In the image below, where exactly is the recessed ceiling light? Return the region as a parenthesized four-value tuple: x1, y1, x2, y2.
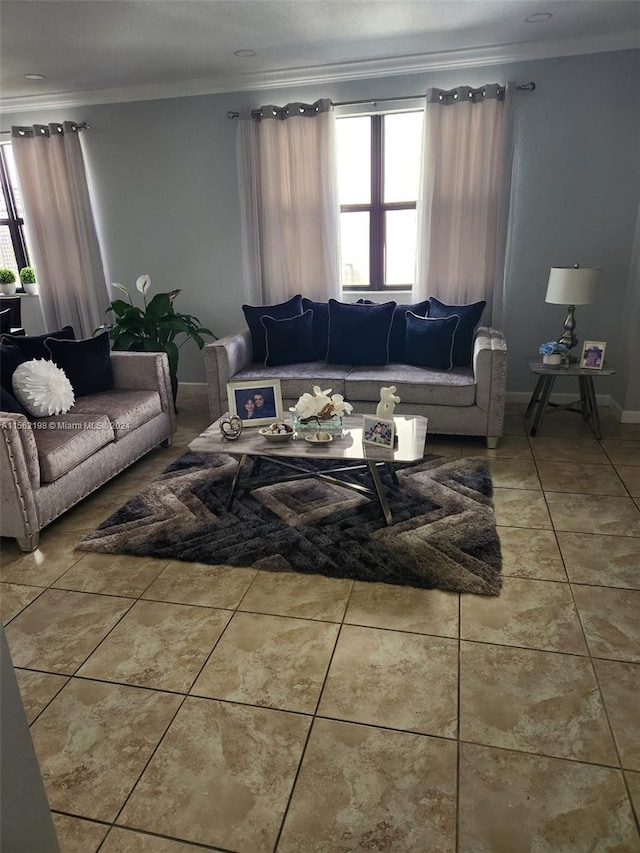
(233, 49, 256, 57)
(24, 73, 46, 80)
(524, 12, 552, 23)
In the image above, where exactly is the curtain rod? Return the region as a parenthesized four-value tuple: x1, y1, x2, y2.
(226, 82, 535, 119)
(0, 121, 90, 137)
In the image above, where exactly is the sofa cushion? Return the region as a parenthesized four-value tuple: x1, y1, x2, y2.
(327, 300, 395, 366)
(405, 313, 460, 370)
(262, 309, 317, 366)
(1, 325, 75, 361)
(358, 299, 430, 362)
(233, 362, 348, 404)
(345, 364, 476, 407)
(33, 413, 114, 482)
(45, 331, 114, 397)
(301, 298, 329, 359)
(69, 389, 162, 439)
(428, 297, 485, 367)
(242, 295, 303, 363)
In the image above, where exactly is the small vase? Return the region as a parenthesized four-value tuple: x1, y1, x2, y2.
(542, 353, 562, 365)
(0, 281, 17, 296)
(22, 281, 38, 296)
(292, 414, 344, 432)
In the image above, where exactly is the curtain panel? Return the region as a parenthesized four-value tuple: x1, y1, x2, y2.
(237, 99, 341, 304)
(413, 84, 515, 327)
(11, 122, 110, 338)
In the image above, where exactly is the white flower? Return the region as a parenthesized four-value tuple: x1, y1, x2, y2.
(135, 274, 151, 294)
(290, 385, 352, 419)
(111, 281, 129, 294)
(329, 394, 353, 416)
(12, 359, 75, 416)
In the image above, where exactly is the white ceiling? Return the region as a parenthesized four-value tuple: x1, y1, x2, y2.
(1, 0, 639, 110)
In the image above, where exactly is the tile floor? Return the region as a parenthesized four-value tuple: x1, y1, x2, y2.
(1, 386, 639, 852)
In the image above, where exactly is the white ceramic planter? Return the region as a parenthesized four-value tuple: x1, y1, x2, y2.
(0, 281, 17, 296)
(542, 353, 562, 365)
(22, 281, 39, 296)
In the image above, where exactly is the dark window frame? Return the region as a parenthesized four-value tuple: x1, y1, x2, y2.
(340, 112, 419, 292)
(0, 144, 30, 280)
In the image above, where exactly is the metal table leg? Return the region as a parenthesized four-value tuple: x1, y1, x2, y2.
(226, 454, 248, 510)
(585, 376, 603, 439)
(367, 461, 393, 526)
(530, 375, 556, 436)
(525, 375, 547, 419)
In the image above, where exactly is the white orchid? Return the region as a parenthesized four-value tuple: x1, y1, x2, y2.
(290, 385, 352, 420)
(136, 274, 151, 295)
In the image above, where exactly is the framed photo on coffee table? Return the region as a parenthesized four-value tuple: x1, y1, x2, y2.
(362, 415, 395, 448)
(580, 341, 606, 370)
(227, 379, 283, 427)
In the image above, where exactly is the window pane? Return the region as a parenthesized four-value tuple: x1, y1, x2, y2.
(1, 145, 24, 217)
(384, 111, 423, 203)
(340, 211, 369, 286)
(385, 209, 417, 286)
(0, 225, 20, 276)
(337, 116, 370, 205)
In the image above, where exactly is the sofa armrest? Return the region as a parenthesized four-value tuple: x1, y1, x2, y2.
(110, 352, 176, 434)
(0, 414, 41, 545)
(204, 330, 253, 420)
(473, 327, 507, 437)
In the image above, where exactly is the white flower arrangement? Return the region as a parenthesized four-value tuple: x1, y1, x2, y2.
(290, 385, 353, 422)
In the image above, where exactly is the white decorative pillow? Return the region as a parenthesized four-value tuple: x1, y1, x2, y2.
(12, 359, 75, 416)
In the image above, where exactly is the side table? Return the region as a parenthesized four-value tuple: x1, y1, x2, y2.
(524, 357, 616, 439)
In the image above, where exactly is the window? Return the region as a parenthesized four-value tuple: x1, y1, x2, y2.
(337, 110, 423, 291)
(0, 144, 30, 278)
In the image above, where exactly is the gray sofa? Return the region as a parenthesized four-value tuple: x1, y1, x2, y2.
(1, 352, 176, 551)
(204, 326, 507, 445)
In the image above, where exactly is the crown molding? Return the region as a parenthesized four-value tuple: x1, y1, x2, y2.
(2, 29, 639, 114)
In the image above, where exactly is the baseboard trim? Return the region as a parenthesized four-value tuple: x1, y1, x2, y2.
(609, 396, 640, 423)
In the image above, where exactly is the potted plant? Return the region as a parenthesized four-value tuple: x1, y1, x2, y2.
(96, 275, 216, 410)
(539, 341, 569, 365)
(0, 269, 17, 296)
(19, 266, 38, 296)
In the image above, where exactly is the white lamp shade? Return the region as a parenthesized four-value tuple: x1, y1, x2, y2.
(545, 266, 600, 305)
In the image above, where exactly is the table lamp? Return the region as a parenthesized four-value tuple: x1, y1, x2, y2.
(545, 264, 599, 358)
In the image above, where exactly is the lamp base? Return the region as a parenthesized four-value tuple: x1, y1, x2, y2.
(558, 305, 577, 351)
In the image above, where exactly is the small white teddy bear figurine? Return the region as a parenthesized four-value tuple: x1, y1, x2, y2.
(376, 385, 401, 419)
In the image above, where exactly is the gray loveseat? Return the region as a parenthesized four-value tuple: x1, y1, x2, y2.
(1, 352, 176, 551)
(204, 325, 507, 445)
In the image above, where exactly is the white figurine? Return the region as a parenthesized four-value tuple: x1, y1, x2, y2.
(376, 385, 401, 419)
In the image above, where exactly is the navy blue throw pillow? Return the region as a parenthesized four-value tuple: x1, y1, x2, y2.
(301, 298, 330, 359)
(1, 384, 29, 416)
(428, 297, 485, 367)
(1, 342, 26, 395)
(357, 299, 430, 361)
(1, 325, 75, 361)
(262, 310, 317, 367)
(45, 331, 113, 397)
(242, 295, 303, 363)
(405, 313, 460, 370)
(327, 300, 396, 365)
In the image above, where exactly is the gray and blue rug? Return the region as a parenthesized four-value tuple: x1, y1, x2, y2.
(77, 452, 502, 595)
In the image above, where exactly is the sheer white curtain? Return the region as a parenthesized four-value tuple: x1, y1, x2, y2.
(237, 99, 340, 304)
(11, 122, 110, 337)
(413, 84, 515, 326)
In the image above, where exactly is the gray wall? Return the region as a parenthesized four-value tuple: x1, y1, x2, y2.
(4, 49, 639, 409)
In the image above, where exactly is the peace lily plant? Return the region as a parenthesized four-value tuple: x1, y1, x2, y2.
(290, 385, 353, 423)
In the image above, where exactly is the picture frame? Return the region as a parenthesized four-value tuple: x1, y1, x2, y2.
(579, 340, 607, 370)
(227, 379, 283, 427)
(362, 415, 395, 449)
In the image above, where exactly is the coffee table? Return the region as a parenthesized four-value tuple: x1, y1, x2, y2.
(189, 414, 428, 525)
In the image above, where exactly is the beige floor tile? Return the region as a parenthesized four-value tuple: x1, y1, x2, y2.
(546, 493, 640, 536)
(0, 532, 84, 585)
(424, 436, 464, 456)
(119, 697, 310, 852)
(602, 440, 640, 466)
(463, 434, 533, 459)
(497, 527, 567, 581)
(1, 581, 45, 623)
(627, 771, 640, 818)
(502, 413, 527, 436)
(557, 532, 640, 589)
(345, 581, 459, 637)
(278, 718, 457, 853)
(530, 437, 608, 463)
(524, 412, 599, 439)
(616, 465, 640, 497)
(78, 600, 231, 692)
(600, 420, 640, 441)
(318, 625, 458, 737)
(595, 658, 640, 772)
(536, 460, 627, 496)
(492, 488, 552, 529)
(142, 560, 256, 609)
(192, 611, 339, 713)
(31, 678, 181, 822)
(572, 585, 640, 662)
(461, 576, 587, 654)
(238, 570, 353, 622)
(101, 828, 206, 851)
(486, 457, 541, 490)
(460, 642, 617, 764)
(53, 553, 167, 597)
(14, 669, 68, 724)
(458, 743, 639, 853)
(52, 813, 109, 853)
(50, 492, 141, 535)
(4, 589, 133, 674)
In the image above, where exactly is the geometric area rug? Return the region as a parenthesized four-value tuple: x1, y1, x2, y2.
(76, 452, 502, 596)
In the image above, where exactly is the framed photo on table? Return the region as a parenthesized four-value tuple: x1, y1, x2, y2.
(580, 341, 606, 370)
(362, 415, 395, 449)
(227, 379, 283, 427)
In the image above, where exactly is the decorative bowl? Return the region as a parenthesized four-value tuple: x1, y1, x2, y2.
(259, 423, 294, 443)
(305, 431, 334, 445)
